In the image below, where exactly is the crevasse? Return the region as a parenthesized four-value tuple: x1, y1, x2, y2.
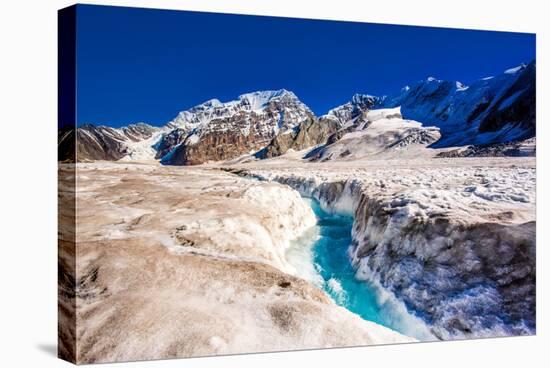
(240, 170, 536, 340)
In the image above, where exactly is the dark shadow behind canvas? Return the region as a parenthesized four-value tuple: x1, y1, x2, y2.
(58, 5, 77, 364)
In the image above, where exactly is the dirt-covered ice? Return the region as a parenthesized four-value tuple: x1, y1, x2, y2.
(59, 162, 413, 364)
(58, 152, 536, 363)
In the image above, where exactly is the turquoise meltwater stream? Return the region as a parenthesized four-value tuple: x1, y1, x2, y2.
(289, 197, 434, 341)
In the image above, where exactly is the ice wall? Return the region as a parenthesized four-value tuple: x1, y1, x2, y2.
(241, 168, 536, 339)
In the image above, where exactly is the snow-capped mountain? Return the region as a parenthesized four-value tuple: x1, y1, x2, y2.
(61, 89, 314, 163)
(159, 89, 314, 164)
(167, 90, 309, 132)
(60, 61, 535, 164)
(255, 93, 381, 159)
(305, 61, 536, 162)
(326, 94, 381, 124)
(377, 61, 536, 147)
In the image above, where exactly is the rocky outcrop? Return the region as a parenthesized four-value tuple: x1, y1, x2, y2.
(257, 115, 341, 159)
(437, 137, 536, 158)
(163, 113, 281, 165)
(118, 123, 160, 142)
(154, 128, 187, 160)
(58, 128, 77, 162)
(60, 90, 322, 164)
(75, 125, 128, 161)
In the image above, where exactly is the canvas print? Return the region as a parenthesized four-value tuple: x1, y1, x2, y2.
(58, 4, 536, 364)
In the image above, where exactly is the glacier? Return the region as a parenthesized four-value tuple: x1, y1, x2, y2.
(61, 162, 414, 363)
(232, 157, 536, 340)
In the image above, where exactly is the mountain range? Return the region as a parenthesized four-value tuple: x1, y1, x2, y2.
(58, 61, 536, 164)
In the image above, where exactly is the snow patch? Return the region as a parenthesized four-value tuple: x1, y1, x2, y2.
(504, 64, 526, 74)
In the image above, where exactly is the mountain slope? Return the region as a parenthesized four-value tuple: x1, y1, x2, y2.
(64, 61, 536, 164)
(256, 115, 341, 159)
(59, 123, 160, 162)
(305, 107, 441, 162)
(257, 93, 383, 159)
(378, 61, 536, 147)
(160, 90, 314, 165)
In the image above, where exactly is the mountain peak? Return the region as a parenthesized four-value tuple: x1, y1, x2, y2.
(125, 122, 154, 128)
(197, 98, 223, 108)
(238, 89, 298, 110)
(504, 63, 527, 75)
(351, 93, 377, 104)
(167, 89, 309, 131)
(455, 81, 468, 91)
(325, 93, 380, 124)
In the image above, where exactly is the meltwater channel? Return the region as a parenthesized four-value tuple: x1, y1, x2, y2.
(286, 197, 434, 341)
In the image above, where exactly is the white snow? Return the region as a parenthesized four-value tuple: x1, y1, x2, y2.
(119, 131, 165, 162)
(309, 107, 443, 161)
(239, 89, 295, 111)
(374, 62, 533, 148)
(504, 64, 526, 74)
(326, 278, 346, 304)
(365, 106, 402, 122)
(455, 81, 469, 91)
(186, 133, 200, 145)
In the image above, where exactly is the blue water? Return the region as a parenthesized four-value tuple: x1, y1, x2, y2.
(303, 198, 433, 340)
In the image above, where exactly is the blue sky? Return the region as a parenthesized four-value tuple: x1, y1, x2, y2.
(76, 4, 536, 127)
